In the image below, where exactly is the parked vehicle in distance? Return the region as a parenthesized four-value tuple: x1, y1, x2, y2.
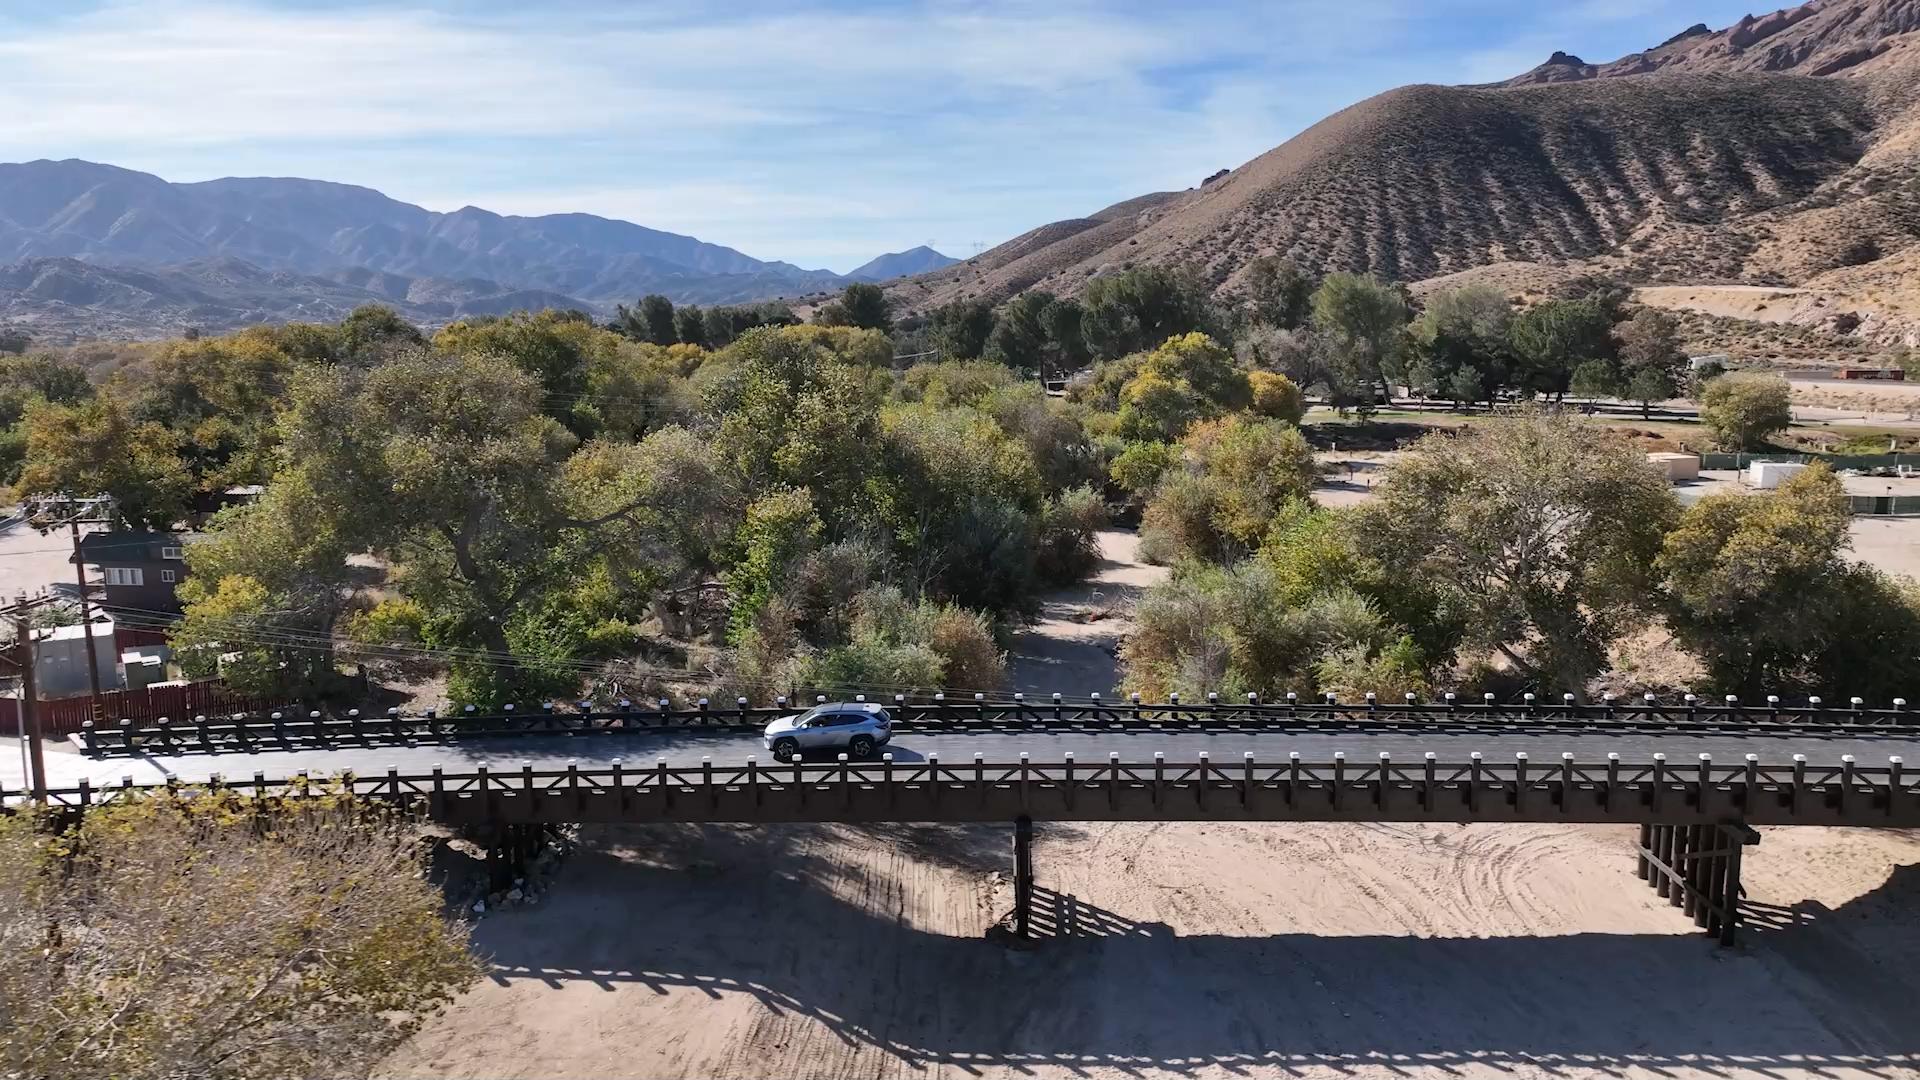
(762, 702, 892, 761)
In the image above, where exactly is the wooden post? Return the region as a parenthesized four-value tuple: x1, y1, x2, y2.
(11, 613, 47, 801)
(1653, 825, 1673, 899)
(1721, 830, 1746, 947)
(1013, 815, 1034, 939)
(69, 522, 105, 724)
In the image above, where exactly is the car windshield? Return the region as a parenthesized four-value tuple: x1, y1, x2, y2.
(793, 706, 829, 724)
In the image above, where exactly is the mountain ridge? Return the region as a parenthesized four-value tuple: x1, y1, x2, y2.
(0, 159, 872, 307)
(882, 0, 1920, 339)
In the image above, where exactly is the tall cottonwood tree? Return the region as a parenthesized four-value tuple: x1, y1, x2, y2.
(1352, 411, 1677, 690)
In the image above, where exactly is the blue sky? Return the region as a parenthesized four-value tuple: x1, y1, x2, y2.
(2, 0, 1769, 272)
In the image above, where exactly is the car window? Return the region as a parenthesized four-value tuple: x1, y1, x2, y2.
(794, 706, 827, 724)
(831, 712, 860, 726)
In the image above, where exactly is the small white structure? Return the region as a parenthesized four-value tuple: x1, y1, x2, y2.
(1647, 452, 1701, 481)
(1748, 461, 1809, 490)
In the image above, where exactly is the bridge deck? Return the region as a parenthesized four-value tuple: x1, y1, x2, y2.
(17, 724, 1920, 795)
(23, 754, 1918, 829)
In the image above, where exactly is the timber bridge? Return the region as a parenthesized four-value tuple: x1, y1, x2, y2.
(11, 694, 1920, 946)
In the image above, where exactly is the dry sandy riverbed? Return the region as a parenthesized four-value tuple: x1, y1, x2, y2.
(384, 531, 1920, 1080)
(384, 822, 1920, 1080)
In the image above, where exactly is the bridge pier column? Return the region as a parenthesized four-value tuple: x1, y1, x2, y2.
(1635, 822, 1758, 946)
(1013, 815, 1034, 939)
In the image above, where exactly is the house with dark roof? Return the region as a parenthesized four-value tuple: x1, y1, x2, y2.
(74, 530, 192, 616)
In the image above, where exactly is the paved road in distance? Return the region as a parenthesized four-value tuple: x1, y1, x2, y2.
(15, 724, 1920, 791)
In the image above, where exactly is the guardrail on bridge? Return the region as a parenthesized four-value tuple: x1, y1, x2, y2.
(69, 692, 1920, 757)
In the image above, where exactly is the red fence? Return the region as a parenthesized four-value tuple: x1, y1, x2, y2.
(1, 680, 294, 737)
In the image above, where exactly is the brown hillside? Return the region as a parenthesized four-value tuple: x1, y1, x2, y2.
(893, 73, 1883, 310)
(1502, 0, 1920, 84)
(888, 0, 1920, 345)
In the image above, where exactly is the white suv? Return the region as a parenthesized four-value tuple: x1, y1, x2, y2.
(762, 702, 892, 761)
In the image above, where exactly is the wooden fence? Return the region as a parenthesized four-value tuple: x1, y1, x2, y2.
(1, 680, 294, 737)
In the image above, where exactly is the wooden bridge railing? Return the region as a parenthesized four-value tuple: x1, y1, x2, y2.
(14, 752, 1917, 828)
(71, 692, 1920, 757)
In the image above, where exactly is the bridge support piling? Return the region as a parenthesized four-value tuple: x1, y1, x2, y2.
(1013, 815, 1034, 939)
(1636, 822, 1758, 945)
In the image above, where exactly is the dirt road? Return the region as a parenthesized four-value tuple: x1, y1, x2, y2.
(1005, 530, 1167, 697)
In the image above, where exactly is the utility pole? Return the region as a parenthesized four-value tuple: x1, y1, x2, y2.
(4, 600, 48, 801)
(69, 520, 105, 723)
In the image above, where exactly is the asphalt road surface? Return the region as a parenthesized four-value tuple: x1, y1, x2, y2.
(11, 724, 1920, 792)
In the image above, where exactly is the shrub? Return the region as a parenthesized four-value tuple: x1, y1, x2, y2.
(1247, 370, 1306, 423)
(0, 795, 479, 1080)
(1699, 374, 1792, 450)
(1035, 484, 1110, 584)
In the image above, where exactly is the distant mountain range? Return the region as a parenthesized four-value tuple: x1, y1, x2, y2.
(0, 159, 952, 341)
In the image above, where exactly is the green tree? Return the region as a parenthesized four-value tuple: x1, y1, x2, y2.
(1140, 332, 1251, 411)
(639, 294, 678, 345)
(1351, 410, 1677, 690)
(13, 397, 191, 529)
(1406, 285, 1512, 403)
(1242, 255, 1317, 330)
(0, 795, 479, 1080)
(1138, 416, 1317, 562)
(704, 327, 882, 521)
(1112, 332, 1250, 441)
(674, 304, 709, 348)
(1569, 359, 1623, 403)
(173, 481, 360, 695)
(0, 353, 92, 423)
(1309, 273, 1410, 406)
(275, 351, 734, 700)
(337, 304, 425, 364)
(829, 282, 893, 333)
(1108, 439, 1178, 505)
(1699, 373, 1792, 450)
(1081, 266, 1216, 360)
(1624, 365, 1677, 420)
(984, 291, 1055, 371)
(1508, 299, 1613, 399)
(927, 300, 995, 360)
(1116, 370, 1206, 442)
(1657, 464, 1854, 693)
(1041, 297, 1090, 371)
(434, 310, 622, 432)
(726, 487, 824, 635)
(1445, 365, 1488, 409)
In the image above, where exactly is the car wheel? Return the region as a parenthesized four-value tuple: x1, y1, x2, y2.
(849, 735, 876, 759)
(772, 737, 799, 762)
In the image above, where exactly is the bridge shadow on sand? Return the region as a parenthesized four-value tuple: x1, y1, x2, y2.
(473, 823, 1920, 1076)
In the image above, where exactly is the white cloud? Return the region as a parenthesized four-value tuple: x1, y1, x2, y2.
(0, 0, 1736, 269)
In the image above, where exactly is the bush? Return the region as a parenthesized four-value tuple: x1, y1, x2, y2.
(1035, 485, 1109, 584)
(1108, 439, 1177, 502)
(1247, 370, 1306, 423)
(899, 359, 1016, 406)
(0, 795, 479, 1080)
(789, 586, 1007, 694)
(1699, 374, 1792, 450)
(1137, 416, 1318, 563)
